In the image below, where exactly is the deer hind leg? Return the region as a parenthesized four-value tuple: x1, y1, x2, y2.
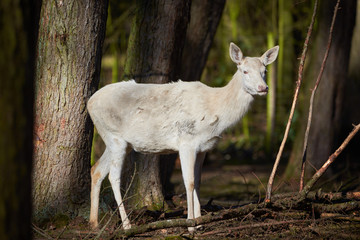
(90, 148, 111, 229)
(108, 138, 131, 230)
(179, 146, 197, 232)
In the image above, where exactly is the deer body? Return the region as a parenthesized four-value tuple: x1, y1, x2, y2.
(88, 43, 279, 231)
(88, 76, 252, 154)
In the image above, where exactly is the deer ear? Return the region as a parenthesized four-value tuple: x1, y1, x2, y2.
(229, 42, 243, 65)
(261, 45, 279, 66)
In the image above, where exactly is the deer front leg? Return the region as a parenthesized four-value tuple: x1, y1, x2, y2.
(194, 152, 206, 220)
(179, 146, 197, 233)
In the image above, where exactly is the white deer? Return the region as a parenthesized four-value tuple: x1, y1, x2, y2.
(87, 42, 279, 231)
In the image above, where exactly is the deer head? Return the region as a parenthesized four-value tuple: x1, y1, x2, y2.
(229, 42, 279, 96)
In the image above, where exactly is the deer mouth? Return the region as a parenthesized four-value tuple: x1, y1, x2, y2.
(257, 85, 269, 95)
(257, 89, 268, 95)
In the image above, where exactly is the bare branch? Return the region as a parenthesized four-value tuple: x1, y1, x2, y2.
(265, 0, 319, 203)
(300, 0, 341, 192)
(299, 123, 360, 199)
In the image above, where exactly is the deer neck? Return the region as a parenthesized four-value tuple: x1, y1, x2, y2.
(214, 71, 254, 132)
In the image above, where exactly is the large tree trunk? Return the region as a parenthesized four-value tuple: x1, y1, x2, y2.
(179, 0, 225, 82)
(307, 0, 356, 169)
(0, 0, 39, 238)
(33, 0, 108, 222)
(285, 0, 356, 180)
(340, 0, 360, 172)
(122, 0, 191, 209)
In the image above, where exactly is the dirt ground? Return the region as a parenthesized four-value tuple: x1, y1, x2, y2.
(32, 159, 360, 240)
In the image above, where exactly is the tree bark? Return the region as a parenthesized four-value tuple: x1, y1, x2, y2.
(179, 0, 225, 82)
(0, 0, 40, 238)
(307, 0, 356, 169)
(341, 0, 360, 165)
(33, 0, 108, 222)
(122, 0, 191, 210)
(285, 0, 356, 179)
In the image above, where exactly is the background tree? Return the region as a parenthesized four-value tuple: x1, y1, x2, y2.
(341, 0, 360, 172)
(33, 0, 109, 222)
(0, 0, 40, 238)
(179, 0, 226, 82)
(285, 0, 357, 180)
(122, 0, 191, 210)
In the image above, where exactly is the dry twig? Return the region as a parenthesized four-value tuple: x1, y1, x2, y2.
(300, 0, 341, 191)
(265, 0, 318, 202)
(32, 223, 54, 240)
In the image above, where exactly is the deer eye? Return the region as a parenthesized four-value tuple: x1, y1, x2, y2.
(243, 70, 248, 74)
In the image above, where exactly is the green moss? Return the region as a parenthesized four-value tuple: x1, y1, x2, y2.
(148, 201, 164, 212)
(52, 214, 70, 228)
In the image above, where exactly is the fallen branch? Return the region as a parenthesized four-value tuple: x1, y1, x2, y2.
(201, 219, 314, 236)
(300, 0, 341, 191)
(306, 191, 360, 202)
(117, 203, 259, 237)
(299, 123, 360, 200)
(313, 201, 360, 213)
(265, 0, 318, 202)
(271, 191, 360, 203)
(32, 223, 54, 240)
(321, 213, 360, 221)
(111, 188, 360, 237)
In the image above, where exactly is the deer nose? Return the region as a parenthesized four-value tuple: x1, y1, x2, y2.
(258, 85, 269, 93)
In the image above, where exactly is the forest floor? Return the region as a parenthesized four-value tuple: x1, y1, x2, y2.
(32, 156, 360, 239)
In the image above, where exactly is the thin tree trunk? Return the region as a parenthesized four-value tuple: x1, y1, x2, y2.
(0, 0, 40, 238)
(122, 0, 191, 210)
(33, 0, 108, 222)
(265, 32, 277, 153)
(265, 0, 277, 153)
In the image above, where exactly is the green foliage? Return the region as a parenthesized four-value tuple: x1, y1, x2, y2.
(100, 1, 135, 85)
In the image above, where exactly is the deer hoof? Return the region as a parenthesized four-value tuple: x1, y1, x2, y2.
(123, 221, 132, 230)
(89, 220, 99, 231)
